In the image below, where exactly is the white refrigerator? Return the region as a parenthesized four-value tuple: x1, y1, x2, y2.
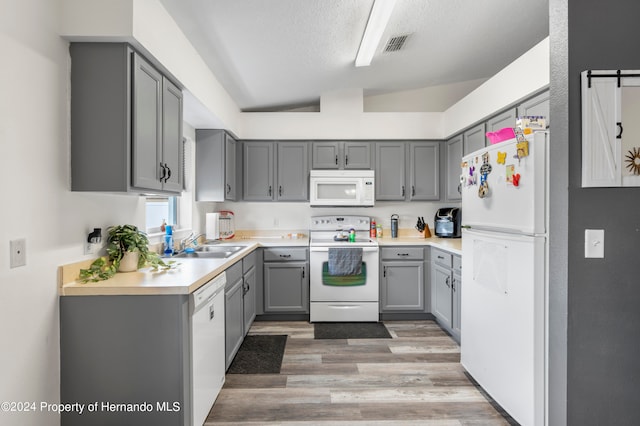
(460, 131, 547, 426)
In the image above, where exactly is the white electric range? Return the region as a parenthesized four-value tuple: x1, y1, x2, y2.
(309, 215, 379, 322)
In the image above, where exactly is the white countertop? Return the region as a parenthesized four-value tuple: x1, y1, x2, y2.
(59, 231, 460, 297)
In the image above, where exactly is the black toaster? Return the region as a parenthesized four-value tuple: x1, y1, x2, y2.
(434, 207, 462, 238)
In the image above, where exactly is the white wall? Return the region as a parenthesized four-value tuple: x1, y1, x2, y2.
(443, 37, 550, 137)
(0, 1, 145, 425)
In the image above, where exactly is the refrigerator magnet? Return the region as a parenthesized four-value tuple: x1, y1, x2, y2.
(512, 173, 521, 187)
(506, 164, 515, 184)
(497, 151, 507, 164)
(516, 141, 529, 158)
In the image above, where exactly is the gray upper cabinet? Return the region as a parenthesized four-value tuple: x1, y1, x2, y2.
(409, 142, 439, 201)
(445, 135, 463, 201)
(243, 141, 309, 201)
(70, 43, 183, 195)
(312, 141, 371, 169)
(243, 141, 274, 201)
(312, 142, 340, 169)
(375, 141, 440, 201)
(517, 90, 550, 124)
(463, 123, 486, 155)
(485, 108, 517, 146)
(195, 130, 241, 201)
(375, 142, 406, 200)
(277, 142, 309, 200)
(224, 134, 239, 200)
(344, 142, 372, 169)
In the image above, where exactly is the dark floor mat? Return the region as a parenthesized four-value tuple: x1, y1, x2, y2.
(314, 322, 391, 339)
(227, 335, 288, 374)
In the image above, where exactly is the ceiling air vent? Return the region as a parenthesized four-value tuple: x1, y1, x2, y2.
(383, 34, 410, 53)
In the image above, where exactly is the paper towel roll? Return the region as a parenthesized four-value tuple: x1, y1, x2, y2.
(206, 212, 220, 240)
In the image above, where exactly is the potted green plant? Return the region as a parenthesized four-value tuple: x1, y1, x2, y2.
(79, 224, 176, 283)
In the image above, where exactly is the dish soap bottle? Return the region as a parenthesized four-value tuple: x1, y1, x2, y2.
(163, 225, 174, 257)
(349, 228, 356, 242)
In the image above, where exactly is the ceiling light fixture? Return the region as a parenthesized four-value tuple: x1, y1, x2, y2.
(355, 0, 397, 67)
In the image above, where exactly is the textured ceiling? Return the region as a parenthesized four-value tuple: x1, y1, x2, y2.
(160, 0, 549, 112)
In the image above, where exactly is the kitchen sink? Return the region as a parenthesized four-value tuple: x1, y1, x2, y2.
(174, 245, 245, 259)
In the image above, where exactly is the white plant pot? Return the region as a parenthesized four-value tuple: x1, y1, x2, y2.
(118, 251, 140, 272)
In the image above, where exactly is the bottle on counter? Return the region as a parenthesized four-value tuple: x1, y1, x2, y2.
(163, 225, 174, 257)
(376, 224, 383, 238)
(370, 220, 377, 238)
(349, 228, 356, 242)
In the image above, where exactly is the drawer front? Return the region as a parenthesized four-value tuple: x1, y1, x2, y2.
(242, 250, 257, 273)
(453, 255, 462, 275)
(381, 247, 424, 261)
(263, 247, 307, 262)
(225, 261, 243, 288)
(432, 248, 453, 268)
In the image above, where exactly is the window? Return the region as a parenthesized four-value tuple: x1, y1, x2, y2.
(146, 196, 177, 233)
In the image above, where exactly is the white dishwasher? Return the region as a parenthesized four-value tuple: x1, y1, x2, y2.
(191, 272, 226, 426)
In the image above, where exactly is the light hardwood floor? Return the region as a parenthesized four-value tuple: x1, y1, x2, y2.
(205, 320, 516, 425)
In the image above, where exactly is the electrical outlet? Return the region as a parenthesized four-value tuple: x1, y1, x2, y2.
(85, 242, 102, 255)
(10, 238, 26, 268)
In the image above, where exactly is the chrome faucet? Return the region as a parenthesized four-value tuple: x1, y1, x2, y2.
(180, 233, 205, 251)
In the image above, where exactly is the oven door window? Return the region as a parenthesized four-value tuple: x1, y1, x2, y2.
(317, 183, 358, 201)
(322, 262, 367, 286)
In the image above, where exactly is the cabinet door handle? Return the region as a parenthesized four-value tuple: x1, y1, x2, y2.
(302, 267, 305, 279)
(159, 163, 167, 181)
(345, 155, 348, 166)
(335, 155, 338, 165)
(397, 253, 409, 257)
(445, 276, 450, 288)
(164, 164, 171, 182)
(279, 254, 291, 258)
(383, 266, 386, 277)
(437, 255, 445, 260)
(402, 186, 405, 196)
(412, 186, 415, 196)
(209, 305, 215, 320)
(279, 185, 282, 196)
(268, 185, 272, 196)
(451, 278, 456, 292)
(226, 183, 231, 194)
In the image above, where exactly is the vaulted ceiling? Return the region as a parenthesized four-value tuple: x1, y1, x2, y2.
(160, 0, 549, 112)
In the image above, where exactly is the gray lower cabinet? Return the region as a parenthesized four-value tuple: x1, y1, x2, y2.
(243, 141, 309, 201)
(242, 251, 257, 334)
(312, 141, 371, 169)
(225, 262, 244, 370)
(463, 123, 486, 156)
(263, 248, 309, 313)
(446, 134, 463, 201)
(195, 129, 241, 201)
(452, 255, 462, 338)
(431, 247, 462, 342)
(70, 43, 183, 195)
(380, 247, 426, 313)
(60, 295, 192, 426)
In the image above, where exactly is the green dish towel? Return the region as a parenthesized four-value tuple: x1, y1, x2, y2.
(322, 262, 367, 286)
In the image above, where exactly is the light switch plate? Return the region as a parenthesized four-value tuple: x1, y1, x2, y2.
(585, 229, 604, 258)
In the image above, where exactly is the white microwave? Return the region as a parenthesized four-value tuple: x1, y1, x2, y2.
(309, 170, 375, 207)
